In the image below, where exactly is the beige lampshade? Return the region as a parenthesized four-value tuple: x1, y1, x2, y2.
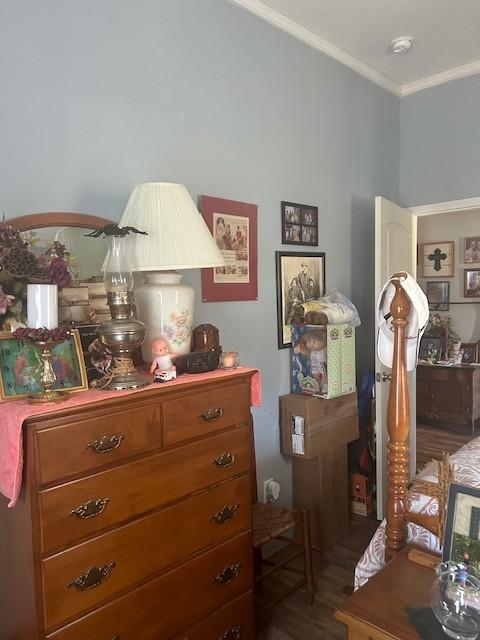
(119, 182, 225, 271)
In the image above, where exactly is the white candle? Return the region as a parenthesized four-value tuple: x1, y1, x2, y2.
(27, 284, 58, 329)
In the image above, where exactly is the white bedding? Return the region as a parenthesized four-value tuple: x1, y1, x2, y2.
(355, 436, 480, 590)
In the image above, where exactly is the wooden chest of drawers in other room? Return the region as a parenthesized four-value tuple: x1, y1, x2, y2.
(0, 371, 256, 640)
(417, 363, 480, 433)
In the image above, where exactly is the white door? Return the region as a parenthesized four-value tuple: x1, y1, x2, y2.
(375, 196, 417, 520)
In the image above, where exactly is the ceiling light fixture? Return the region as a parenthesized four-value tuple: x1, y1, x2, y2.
(390, 36, 413, 54)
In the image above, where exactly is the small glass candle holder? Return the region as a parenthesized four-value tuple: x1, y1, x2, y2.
(220, 351, 239, 369)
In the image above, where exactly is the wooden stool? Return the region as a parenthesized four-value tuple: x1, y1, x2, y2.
(253, 503, 314, 612)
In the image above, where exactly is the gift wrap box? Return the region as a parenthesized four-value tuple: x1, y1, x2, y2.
(291, 323, 355, 399)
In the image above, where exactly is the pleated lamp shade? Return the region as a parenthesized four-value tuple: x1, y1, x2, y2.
(119, 182, 224, 271)
(118, 182, 225, 361)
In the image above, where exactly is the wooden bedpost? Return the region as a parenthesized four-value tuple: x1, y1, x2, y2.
(385, 275, 411, 561)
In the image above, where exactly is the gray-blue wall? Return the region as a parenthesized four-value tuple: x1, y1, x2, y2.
(400, 75, 480, 206)
(0, 0, 399, 504)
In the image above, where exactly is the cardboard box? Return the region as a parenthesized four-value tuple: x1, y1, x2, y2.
(280, 392, 359, 459)
(291, 323, 355, 399)
(349, 473, 374, 516)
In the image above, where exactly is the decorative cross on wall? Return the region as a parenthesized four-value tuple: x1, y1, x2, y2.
(428, 247, 447, 271)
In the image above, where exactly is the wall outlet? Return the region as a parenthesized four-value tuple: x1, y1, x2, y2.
(263, 478, 281, 503)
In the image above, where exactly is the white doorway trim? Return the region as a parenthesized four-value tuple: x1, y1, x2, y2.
(410, 197, 480, 217)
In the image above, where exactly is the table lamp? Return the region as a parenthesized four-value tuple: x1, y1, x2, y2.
(118, 182, 225, 362)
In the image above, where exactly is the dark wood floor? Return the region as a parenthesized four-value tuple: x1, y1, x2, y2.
(257, 515, 379, 639)
(416, 422, 474, 471)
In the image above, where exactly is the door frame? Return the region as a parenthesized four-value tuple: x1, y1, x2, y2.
(376, 195, 480, 520)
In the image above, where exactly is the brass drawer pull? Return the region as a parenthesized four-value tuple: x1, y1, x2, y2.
(213, 562, 241, 585)
(219, 626, 242, 640)
(212, 504, 239, 524)
(200, 407, 224, 422)
(70, 498, 110, 519)
(213, 452, 236, 468)
(86, 434, 124, 453)
(67, 562, 115, 591)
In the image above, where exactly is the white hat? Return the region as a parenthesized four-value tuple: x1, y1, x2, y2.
(377, 273, 429, 372)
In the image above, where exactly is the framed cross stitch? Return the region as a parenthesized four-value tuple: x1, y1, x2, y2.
(421, 241, 454, 278)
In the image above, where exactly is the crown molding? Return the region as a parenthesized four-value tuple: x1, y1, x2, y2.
(230, 0, 480, 98)
(400, 59, 480, 96)
(229, 0, 400, 95)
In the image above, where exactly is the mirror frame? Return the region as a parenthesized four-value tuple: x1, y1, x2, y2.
(7, 212, 114, 231)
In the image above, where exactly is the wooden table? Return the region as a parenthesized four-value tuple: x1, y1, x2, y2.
(417, 363, 480, 433)
(335, 545, 439, 639)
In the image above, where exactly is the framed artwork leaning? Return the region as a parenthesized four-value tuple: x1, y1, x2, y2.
(418, 335, 443, 362)
(461, 342, 479, 364)
(281, 201, 318, 246)
(275, 251, 326, 349)
(426, 281, 450, 311)
(443, 482, 480, 576)
(200, 195, 258, 302)
(421, 241, 454, 278)
(0, 329, 88, 400)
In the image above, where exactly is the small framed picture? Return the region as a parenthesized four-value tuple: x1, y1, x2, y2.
(275, 251, 326, 349)
(418, 336, 443, 362)
(281, 201, 318, 247)
(461, 342, 478, 364)
(0, 329, 88, 400)
(426, 281, 450, 311)
(443, 482, 480, 575)
(421, 241, 454, 278)
(465, 237, 480, 263)
(464, 269, 480, 297)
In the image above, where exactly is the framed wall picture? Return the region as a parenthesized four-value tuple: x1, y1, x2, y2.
(421, 241, 454, 278)
(443, 482, 480, 575)
(0, 329, 88, 400)
(275, 251, 326, 349)
(200, 195, 258, 302)
(281, 201, 318, 246)
(464, 269, 480, 298)
(465, 237, 480, 263)
(461, 342, 479, 364)
(426, 281, 450, 311)
(418, 335, 443, 362)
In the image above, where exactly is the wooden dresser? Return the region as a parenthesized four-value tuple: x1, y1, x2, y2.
(417, 363, 480, 433)
(0, 371, 256, 640)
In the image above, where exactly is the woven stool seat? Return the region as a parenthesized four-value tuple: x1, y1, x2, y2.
(253, 503, 301, 547)
(253, 502, 314, 612)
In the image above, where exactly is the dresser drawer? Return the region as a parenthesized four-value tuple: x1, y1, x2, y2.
(35, 402, 161, 485)
(163, 379, 251, 446)
(46, 532, 253, 640)
(42, 474, 252, 630)
(39, 425, 252, 553)
(174, 591, 255, 640)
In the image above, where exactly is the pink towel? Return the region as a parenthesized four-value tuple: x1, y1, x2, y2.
(0, 367, 261, 508)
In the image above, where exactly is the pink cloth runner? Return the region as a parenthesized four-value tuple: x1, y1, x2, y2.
(0, 366, 261, 508)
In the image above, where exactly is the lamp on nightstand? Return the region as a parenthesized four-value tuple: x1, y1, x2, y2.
(119, 182, 225, 363)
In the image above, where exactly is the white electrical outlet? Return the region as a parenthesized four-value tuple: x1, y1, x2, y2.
(263, 478, 281, 503)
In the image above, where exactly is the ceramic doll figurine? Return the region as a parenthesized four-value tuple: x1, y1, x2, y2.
(150, 336, 177, 383)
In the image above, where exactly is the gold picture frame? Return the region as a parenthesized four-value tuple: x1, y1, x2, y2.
(0, 329, 88, 400)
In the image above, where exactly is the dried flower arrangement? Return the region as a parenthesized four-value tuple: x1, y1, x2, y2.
(0, 223, 75, 331)
(426, 313, 461, 345)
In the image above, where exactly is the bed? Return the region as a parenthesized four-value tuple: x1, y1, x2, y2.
(356, 273, 478, 588)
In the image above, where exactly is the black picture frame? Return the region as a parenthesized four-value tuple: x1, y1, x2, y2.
(281, 201, 318, 246)
(426, 281, 450, 311)
(443, 482, 480, 576)
(418, 335, 443, 361)
(461, 342, 479, 364)
(275, 251, 326, 349)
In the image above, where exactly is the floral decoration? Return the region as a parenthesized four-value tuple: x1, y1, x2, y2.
(162, 309, 192, 347)
(0, 223, 75, 331)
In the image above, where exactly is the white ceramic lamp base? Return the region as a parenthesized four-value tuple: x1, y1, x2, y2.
(134, 272, 194, 363)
